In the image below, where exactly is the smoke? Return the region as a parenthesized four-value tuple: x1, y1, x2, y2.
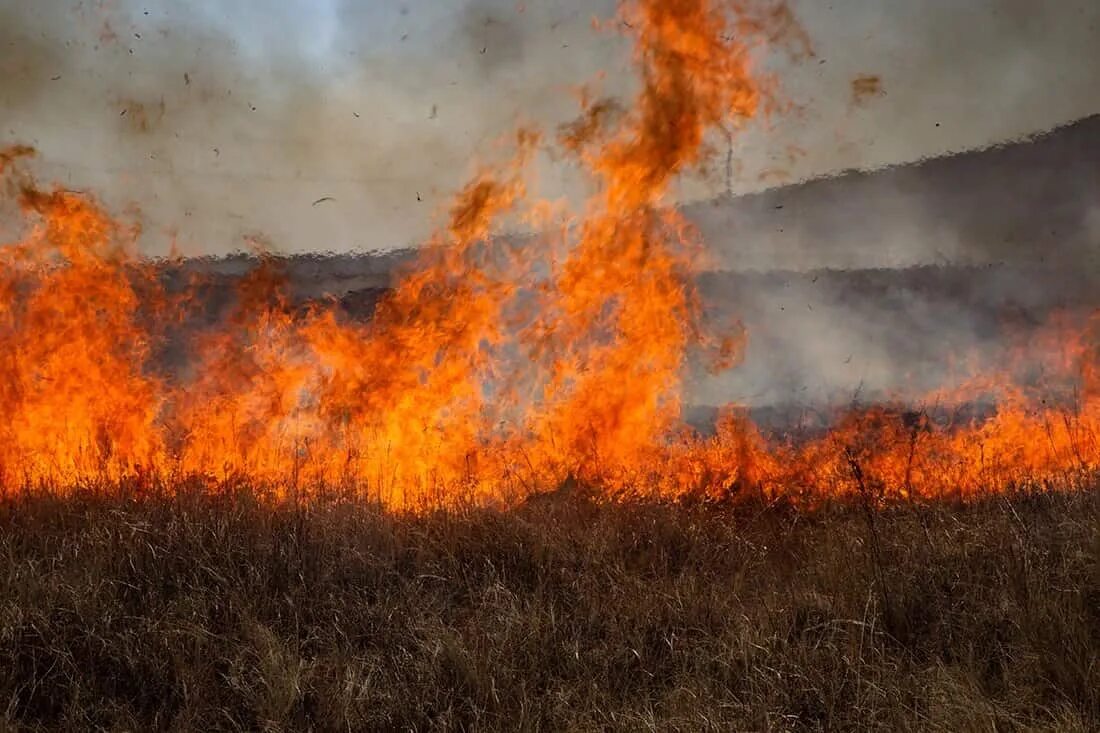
(685, 264, 1089, 413)
(724, 0, 1100, 188)
(0, 0, 625, 255)
(459, 0, 528, 79)
(4, 0, 1097, 258)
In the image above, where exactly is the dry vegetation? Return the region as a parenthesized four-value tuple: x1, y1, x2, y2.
(0, 487, 1097, 731)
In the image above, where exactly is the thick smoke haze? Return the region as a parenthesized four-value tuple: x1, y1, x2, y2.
(3, 0, 1098, 258)
(1, 0, 623, 255)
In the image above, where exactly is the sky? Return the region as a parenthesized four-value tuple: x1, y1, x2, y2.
(2, 0, 1099, 257)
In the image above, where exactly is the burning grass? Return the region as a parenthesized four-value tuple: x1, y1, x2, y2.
(0, 487, 1097, 730)
(0, 0, 799, 505)
(5, 169, 1100, 509)
(1, 1, 1099, 508)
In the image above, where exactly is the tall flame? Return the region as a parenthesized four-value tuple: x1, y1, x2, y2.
(0, 186, 165, 485)
(1, 2, 1098, 507)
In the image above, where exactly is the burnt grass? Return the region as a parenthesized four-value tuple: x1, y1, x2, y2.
(0, 488, 1097, 731)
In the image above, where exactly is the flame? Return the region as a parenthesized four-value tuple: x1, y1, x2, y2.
(0, 186, 164, 485)
(1, 2, 1098, 507)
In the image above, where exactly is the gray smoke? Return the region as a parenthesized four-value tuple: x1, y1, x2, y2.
(4, 0, 1098, 257)
(0, 0, 623, 255)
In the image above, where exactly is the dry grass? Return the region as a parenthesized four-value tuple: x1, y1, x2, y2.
(0, 487, 1097, 731)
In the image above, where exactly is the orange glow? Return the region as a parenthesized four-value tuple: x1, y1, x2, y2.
(1, 2, 1097, 508)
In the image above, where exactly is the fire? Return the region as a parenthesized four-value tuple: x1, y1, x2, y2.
(0, 186, 165, 486)
(1, 1, 1098, 507)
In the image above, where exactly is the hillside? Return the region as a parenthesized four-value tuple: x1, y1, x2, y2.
(687, 114, 1100, 271)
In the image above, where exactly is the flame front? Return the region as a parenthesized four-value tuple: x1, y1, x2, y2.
(1, 2, 1098, 507)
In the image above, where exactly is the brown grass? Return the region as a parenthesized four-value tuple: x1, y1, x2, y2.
(0, 487, 1097, 731)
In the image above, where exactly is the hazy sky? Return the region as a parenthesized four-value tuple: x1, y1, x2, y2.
(3, 0, 1099, 255)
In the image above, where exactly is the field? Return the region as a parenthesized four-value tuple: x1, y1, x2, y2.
(1, 3, 1097, 729)
(2, 488, 1097, 731)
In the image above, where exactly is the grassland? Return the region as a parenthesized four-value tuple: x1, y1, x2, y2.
(1, 486, 1097, 731)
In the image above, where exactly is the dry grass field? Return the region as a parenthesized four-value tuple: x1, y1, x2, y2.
(1, 486, 1097, 731)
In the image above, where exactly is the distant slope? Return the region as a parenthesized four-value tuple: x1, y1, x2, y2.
(686, 114, 1100, 271)
(172, 114, 1100, 287)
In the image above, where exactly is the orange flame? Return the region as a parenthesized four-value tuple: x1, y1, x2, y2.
(0, 186, 164, 485)
(1, 2, 1097, 508)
